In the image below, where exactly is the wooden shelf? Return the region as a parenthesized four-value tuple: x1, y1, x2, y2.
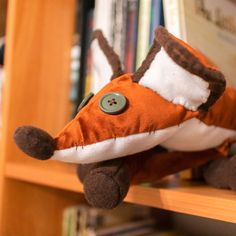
(5, 162, 236, 224)
(5, 162, 82, 193)
(2, 0, 236, 234)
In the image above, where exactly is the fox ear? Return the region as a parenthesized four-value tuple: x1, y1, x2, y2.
(132, 26, 226, 111)
(91, 30, 124, 92)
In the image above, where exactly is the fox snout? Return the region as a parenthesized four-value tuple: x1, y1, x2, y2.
(14, 126, 55, 160)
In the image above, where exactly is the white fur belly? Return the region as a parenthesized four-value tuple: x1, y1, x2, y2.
(161, 118, 236, 151)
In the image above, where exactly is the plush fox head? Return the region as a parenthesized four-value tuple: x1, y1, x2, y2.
(14, 27, 225, 164)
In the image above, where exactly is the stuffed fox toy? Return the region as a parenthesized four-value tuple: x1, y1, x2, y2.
(14, 27, 236, 209)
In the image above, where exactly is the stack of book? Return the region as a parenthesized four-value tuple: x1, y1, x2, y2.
(63, 204, 178, 236)
(85, 0, 164, 95)
(77, 0, 236, 122)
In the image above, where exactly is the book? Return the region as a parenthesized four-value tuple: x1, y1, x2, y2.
(90, 0, 165, 80)
(0, 40, 4, 66)
(124, 0, 139, 73)
(93, 0, 115, 44)
(83, 8, 94, 97)
(62, 204, 160, 236)
(113, 0, 128, 64)
(73, 0, 95, 116)
(149, 0, 165, 45)
(90, 0, 115, 93)
(135, 0, 152, 69)
(163, 0, 236, 86)
(163, 0, 186, 39)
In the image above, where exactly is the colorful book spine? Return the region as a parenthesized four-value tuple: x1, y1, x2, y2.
(124, 0, 139, 73)
(135, 0, 152, 69)
(149, 0, 165, 45)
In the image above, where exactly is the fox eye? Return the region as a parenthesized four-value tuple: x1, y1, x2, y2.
(77, 92, 94, 112)
(99, 92, 127, 115)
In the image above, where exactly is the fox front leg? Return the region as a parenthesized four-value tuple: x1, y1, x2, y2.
(77, 147, 223, 209)
(77, 146, 167, 209)
(78, 158, 131, 209)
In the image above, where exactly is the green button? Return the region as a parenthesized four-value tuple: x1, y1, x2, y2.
(77, 92, 94, 112)
(99, 92, 127, 115)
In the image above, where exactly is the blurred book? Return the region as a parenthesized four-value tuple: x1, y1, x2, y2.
(124, 0, 139, 73)
(71, 0, 94, 117)
(83, 7, 94, 97)
(163, 0, 236, 86)
(90, 0, 165, 92)
(90, 0, 114, 93)
(0, 38, 4, 66)
(135, 0, 152, 69)
(69, 37, 81, 117)
(113, 0, 128, 64)
(62, 204, 162, 236)
(149, 0, 165, 45)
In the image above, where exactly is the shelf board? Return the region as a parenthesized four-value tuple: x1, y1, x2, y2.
(5, 162, 83, 193)
(5, 162, 236, 223)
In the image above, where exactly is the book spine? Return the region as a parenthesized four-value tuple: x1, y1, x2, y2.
(84, 9, 94, 97)
(135, 0, 152, 69)
(93, 0, 114, 44)
(163, 0, 185, 39)
(113, 0, 128, 64)
(124, 0, 139, 72)
(149, 0, 161, 45)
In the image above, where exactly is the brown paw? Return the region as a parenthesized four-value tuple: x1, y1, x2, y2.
(14, 126, 55, 160)
(83, 159, 130, 209)
(203, 155, 236, 190)
(227, 155, 236, 190)
(77, 163, 100, 183)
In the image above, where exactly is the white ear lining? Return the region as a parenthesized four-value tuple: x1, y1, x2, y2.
(139, 47, 210, 111)
(91, 39, 113, 93)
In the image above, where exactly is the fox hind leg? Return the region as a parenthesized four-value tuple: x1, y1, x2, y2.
(203, 155, 236, 190)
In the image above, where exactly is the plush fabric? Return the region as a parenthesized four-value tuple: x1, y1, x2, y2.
(91, 39, 113, 92)
(55, 74, 197, 148)
(91, 30, 124, 93)
(82, 158, 130, 209)
(139, 47, 210, 111)
(78, 146, 223, 208)
(51, 73, 236, 163)
(14, 126, 55, 160)
(203, 155, 236, 190)
(13, 26, 236, 209)
(135, 27, 225, 111)
(162, 118, 236, 152)
(199, 87, 236, 129)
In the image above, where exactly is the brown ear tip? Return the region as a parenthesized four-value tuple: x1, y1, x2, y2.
(155, 26, 168, 41)
(14, 126, 55, 160)
(154, 26, 225, 87)
(155, 25, 166, 34)
(92, 29, 104, 41)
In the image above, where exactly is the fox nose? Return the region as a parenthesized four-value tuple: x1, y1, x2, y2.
(14, 126, 55, 160)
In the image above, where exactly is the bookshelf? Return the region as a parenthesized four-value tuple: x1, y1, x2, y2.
(1, 0, 236, 235)
(5, 162, 236, 224)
